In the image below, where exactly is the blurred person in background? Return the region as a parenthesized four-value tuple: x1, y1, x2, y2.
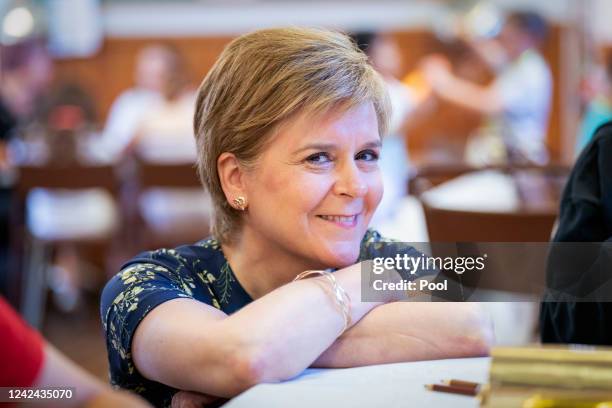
(0, 296, 149, 407)
(0, 37, 53, 298)
(1, 41, 118, 314)
(351, 32, 414, 227)
(104, 43, 210, 245)
(421, 11, 552, 166)
(101, 44, 196, 162)
(0, 39, 52, 143)
(576, 53, 612, 154)
(35, 45, 200, 313)
(540, 123, 612, 346)
(351, 32, 431, 230)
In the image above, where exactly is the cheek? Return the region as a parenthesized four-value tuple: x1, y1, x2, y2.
(367, 172, 384, 209)
(293, 174, 334, 216)
(259, 168, 331, 216)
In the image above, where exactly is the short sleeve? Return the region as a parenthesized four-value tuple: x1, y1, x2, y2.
(359, 229, 423, 260)
(100, 252, 208, 390)
(358, 229, 432, 279)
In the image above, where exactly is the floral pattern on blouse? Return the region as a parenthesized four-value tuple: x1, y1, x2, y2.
(100, 230, 421, 407)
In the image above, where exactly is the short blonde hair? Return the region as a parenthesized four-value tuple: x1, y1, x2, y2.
(194, 27, 390, 243)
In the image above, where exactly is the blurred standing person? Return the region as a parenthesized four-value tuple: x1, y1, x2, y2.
(126, 49, 197, 163)
(422, 11, 552, 166)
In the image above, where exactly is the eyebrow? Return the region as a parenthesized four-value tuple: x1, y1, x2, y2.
(292, 140, 382, 155)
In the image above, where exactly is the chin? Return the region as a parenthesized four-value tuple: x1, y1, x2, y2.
(317, 241, 361, 269)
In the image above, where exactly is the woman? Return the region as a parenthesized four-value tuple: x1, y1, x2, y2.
(101, 27, 493, 407)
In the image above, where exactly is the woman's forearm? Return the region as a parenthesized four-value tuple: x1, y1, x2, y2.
(218, 263, 387, 382)
(311, 302, 494, 368)
(133, 263, 391, 398)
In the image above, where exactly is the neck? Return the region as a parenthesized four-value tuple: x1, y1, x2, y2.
(221, 226, 321, 299)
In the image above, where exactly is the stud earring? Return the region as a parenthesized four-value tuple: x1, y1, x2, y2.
(232, 196, 247, 211)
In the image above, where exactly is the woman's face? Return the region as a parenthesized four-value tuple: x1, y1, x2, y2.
(241, 102, 383, 269)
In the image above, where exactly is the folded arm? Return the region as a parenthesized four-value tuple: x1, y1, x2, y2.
(129, 265, 492, 399)
(312, 302, 494, 368)
(131, 263, 386, 398)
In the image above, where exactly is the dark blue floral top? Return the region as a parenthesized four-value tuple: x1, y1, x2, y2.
(100, 229, 420, 407)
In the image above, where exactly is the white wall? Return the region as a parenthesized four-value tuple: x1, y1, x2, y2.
(102, 0, 574, 38)
(592, 0, 612, 44)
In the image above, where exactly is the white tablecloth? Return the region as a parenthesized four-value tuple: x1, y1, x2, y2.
(420, 170, 519, 212)
(223, 357, 490, 408)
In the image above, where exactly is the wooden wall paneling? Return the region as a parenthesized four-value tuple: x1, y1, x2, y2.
(54, 37, 234, 122)
(53, 28, 564, 162)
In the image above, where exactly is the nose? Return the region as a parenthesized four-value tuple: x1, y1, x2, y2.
(333, 161, 367, 198)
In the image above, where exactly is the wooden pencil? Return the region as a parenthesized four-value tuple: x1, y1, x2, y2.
(425, 384, 479, 396)
(443, 379, 481, 392)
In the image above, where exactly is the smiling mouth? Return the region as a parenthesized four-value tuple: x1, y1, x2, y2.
(317, 214, 359, 227)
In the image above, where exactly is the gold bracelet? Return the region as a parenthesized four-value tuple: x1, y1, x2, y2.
(293, 270, 352, 334)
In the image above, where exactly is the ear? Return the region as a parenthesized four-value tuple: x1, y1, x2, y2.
(217, 152, 247, 205)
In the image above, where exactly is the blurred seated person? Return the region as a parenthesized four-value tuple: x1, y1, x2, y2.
(101, 27, 494, 407)
(421, 11, 552, 166)
(0, 37, 53, 298)
(0, 38, 53, 165)
(103, 44, 208, 241)
(101, 44, 195, 162)
(576, 55, 612, 154)
(0, 296, 149, 407)
(128, 88, 196, 164)
(3, 45, 120, 314)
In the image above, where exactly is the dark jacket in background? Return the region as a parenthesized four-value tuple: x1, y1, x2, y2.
(0, 100, 16, 297)
(540, 122, 612, 345)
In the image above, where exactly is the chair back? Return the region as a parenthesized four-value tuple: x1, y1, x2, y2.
(136, 162, 201, 188)
(16, 164, 119, 196)
(421, 200, 557, 242)
(127, 160, 210, 251)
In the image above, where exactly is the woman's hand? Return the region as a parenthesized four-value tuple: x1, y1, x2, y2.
(312, 302, 494, 368)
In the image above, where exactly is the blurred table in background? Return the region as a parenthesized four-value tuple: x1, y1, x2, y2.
(224, 357, 489, 408)
(7, 129, 211, 324)
(414, 165, 569, 345)
(417, 166, 569, 242)
(10, 163, 121, 326)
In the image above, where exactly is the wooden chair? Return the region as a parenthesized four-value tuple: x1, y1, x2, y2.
(421, 199, 557, 242)
(126, 161, 211, 252)
(409, 163, 570, 198)
(11, 164, 121, 327)
(420, 199, 556, 301)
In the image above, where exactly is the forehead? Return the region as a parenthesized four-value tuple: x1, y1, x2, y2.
(271, 102, 380, 150)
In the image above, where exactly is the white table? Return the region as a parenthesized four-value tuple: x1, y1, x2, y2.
(223, 357, 490, 408)
(420, 170, 519, 213)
